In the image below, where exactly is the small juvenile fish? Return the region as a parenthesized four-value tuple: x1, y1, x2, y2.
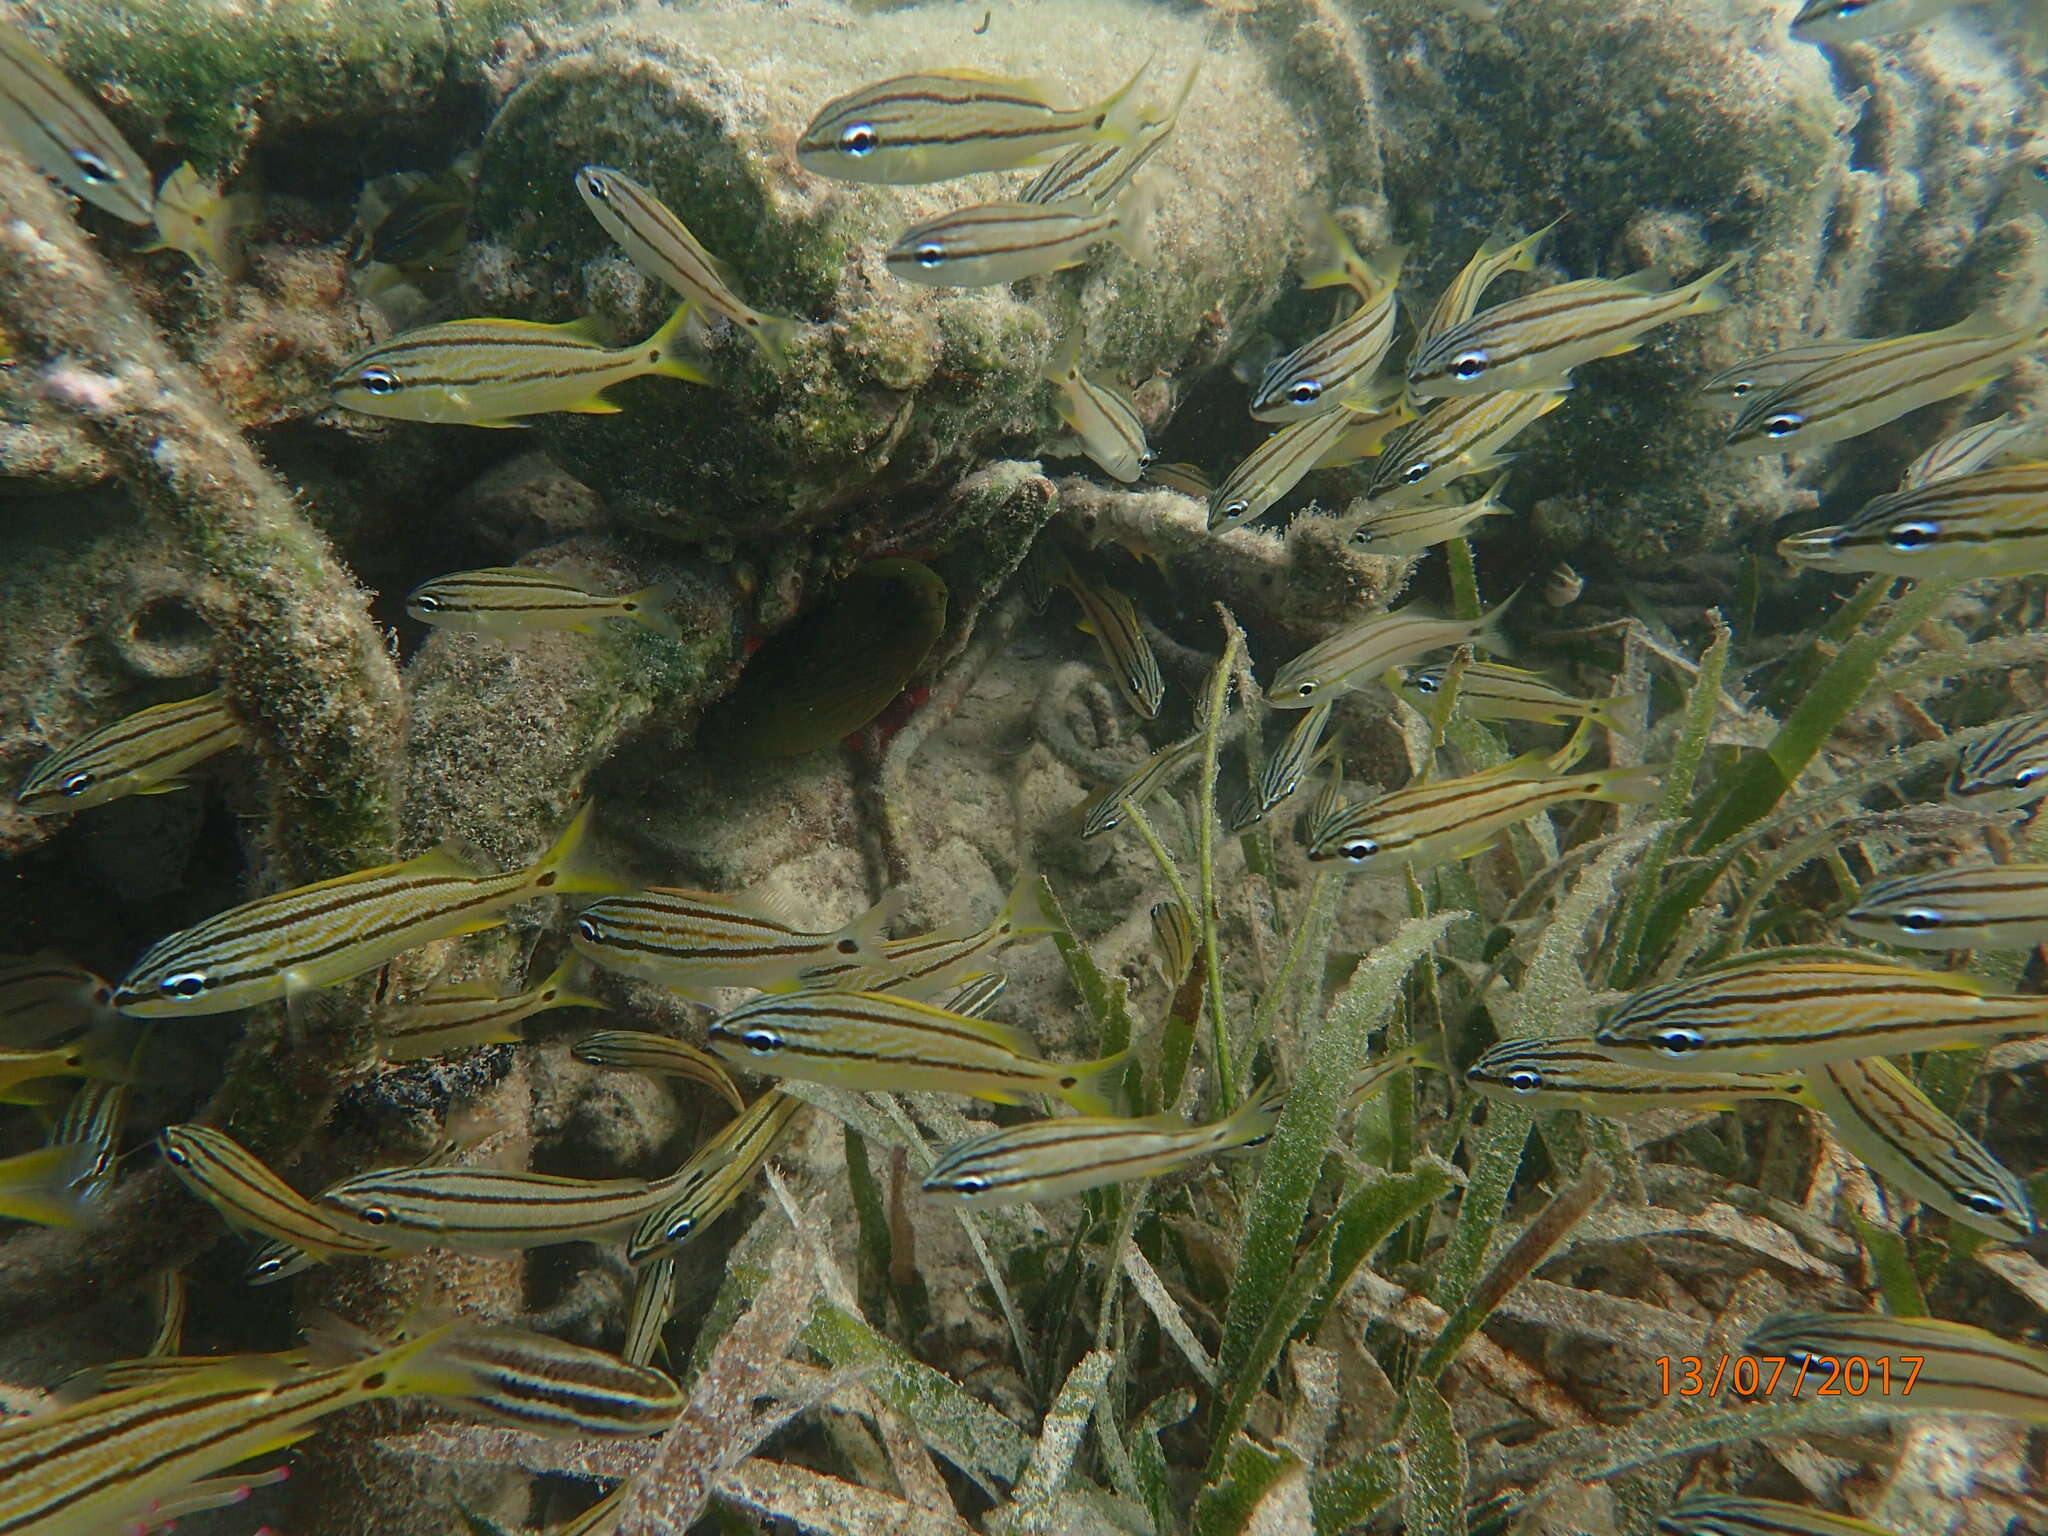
(1360, 387, 1568, 503)
(1151, 900, 1196, 987)
(797, 62, 1147, 184)
(158, 1125, 397, 1280)
(16, 689, 241, 815)
(1207, 397, 1407, 531)
(408, 566, 683, 642)
(885, 191, 1148, 287)
(1044, 330, 1153, 482)
(140, 161, 258, 279)
(1341, 476, 1513, 556)
(1947, 710, 2048, 812)
(627, 1089, 805, 1261)
(1306, 753, 1349, 844)
(331, 303, 709, 428)
(622, 1256, 675, 1367)
(0, 954, 111, 1046)
(921, 1081, 1282, 1206)
(1776, 463, 2048, 580)
(1227, 701, 1334, 832)
(570, 886, 901, 1000)
(1899, 412, 2044, 489)
(1465, 1037, 1811, 1116)
(1410, 218, 1562, 372)
(1657, 1493, 1911, 1536)
(1745, 1311, 2048, 1423)
(1543, 560, 1585, 607)
(944, 972, 1009, 1018)
(1250, 223, 1403, 422)
(1408, 260, 1735, 398)
(1844, 863, 2048, 950)
(0, 1141, 98, 1227)
(377, 956, 608, 1064)
(424, 1326, 683, 1437)
(1018, 56, 1196, 209)
(50, 1078, 128, 1208)
(1803, 1053, 2034, 1242)
(146, 1269, 187, 1358)
(1082, 734, 1204, 839)
(1698, 337, 1875, 400)
(1791, 0, 1974, 44)
(860, 869, 1059, 996)
(355, 165, 473, 271)
(1400, 660, 1632, 730)
(1268, 597, 1511, 706)
(706, 989, 1127, 1113)
(1728, 308, 2048, 454)
(1591, 956, 2048, 1070)
(1350, 1042, 1433, 1105)
(1307, 758, 1660, 873)
(571, 1028, 746, 1113)
(114, 802, 616, 1017)
(0, 18, 153, 224)
(1146, 461, 1213, 497)
(575, 166, 803, 369)
(318, 1161, 684, 1253)
(1056, 561, 1164, 718)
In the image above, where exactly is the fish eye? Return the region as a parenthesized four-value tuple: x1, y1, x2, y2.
(1287, 380, 1322, 405)
(1505, 1068, 1544, 1094)
(574, 916, 600, 941)
(2015, 767, 2042, 788)
(70, 148, 114, 184)
(1412, 673, 1439, 695)
(1295, 680, 1318, 696)
(1886, 520, 1940, 550)
(412, 592, 442, 612)
(357, 1204, 393, 1226)
(665, 1214, 696, 1243)
(741, 1027, 782, 1054)
(1762, 411, 1804, 438)
(359, 367, 402, 397)
(1341, 837, 1378, 862)
(1221, 499, 1250, 522)
(59, 770, 94, 796)
(1451, 351, 1488, 380)
(1729, 378, 1756, 397)
(1961, 1188, 2008, 1216)
(913, 242, 946, 267)
(161, 971, 210, 999)
(841, 123, 878, 156)
(1137, 448, 1157, 468)
(1894, 908, 1943, 932)
(162, 1142, 189, 1167)
(950, 1174, 992, 1196)
(1837, 0, 1867, 13)
(1651, 1026, 1704, 1055)
(1400, 460, 1432, 485)
(250, 1253, 284, 1277)
(583, 172, 610, 199)
(2033, 158, 2048, 183)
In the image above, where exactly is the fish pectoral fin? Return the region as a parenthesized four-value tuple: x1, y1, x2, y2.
(565, 397, 625, 416)
(1453, 838, 1499, 861)
(969, 1087, 1029, 1107)
(466, 416, 535, 429)
(446, 918, 509, 937)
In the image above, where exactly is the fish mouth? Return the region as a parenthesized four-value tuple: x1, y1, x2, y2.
(1776, 526, 1842, 567)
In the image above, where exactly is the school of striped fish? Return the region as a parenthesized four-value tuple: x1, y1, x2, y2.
(5, 6, 2048, 1534)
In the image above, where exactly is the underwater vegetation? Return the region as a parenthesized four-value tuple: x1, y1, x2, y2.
(5, 1, 2048, 1535)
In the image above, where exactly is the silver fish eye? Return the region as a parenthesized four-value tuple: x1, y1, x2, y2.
(914, 242, 946, 267)
(1651, 1026, 1704, 1055)
(574, 916, 600, 940)
(1400, 460, 1431, 484)
(1505, 1068, 1544, 1094)
(1295, 680, 1318, 697)
(70, 148, 113, 184)
(413, 592, 442, 612)
(2016, 767, 2042, 788)
(1138, 448, 1157, 468)
(1341, 836, 1378, 862)
(584, 171, 610, 198)
(1451, 350, 1487, 380)
(841, 123, 878, 156)
(1412, 673, 1439, 695)
(1894, 908, 1943, 932)
(741, 1027, 782, 1054)
(1887, 520, 1940, 550)
(1763, 411, 1804, 438)
(162, 971, 210, 999)
(360, 367, 401, 397)
(1961, 1188, 2007, 1215)
(358, 1203, 392, 1226)
(1728, 378, 1756, 396)
(1222, 498, 1250, 521)
(59, 770, 94, 796)
(1288, 379, 1322, 405)
(161, 1142, 189, 1166)
(666, 1214, 696, 1242)
(950, 1174, 992, 1196)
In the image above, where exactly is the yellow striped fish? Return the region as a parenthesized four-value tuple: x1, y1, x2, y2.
(622, 1256, 676, 1367)
(1250, 223, 1403, 422)
(1207, 396, 1407, 531)
(862, 868, 1058, 995)
(147, 1269, 187, 1358)
(158, 1125, 397, 1281)
(330, 303, 709, 428)
(575, 166, 802, 368)
(944, 972, 1009, 1018)
(377, 956, 608, 1064)
(114, 803, 618, 1017)
(1465, 1037, 1811, 1116)
(1844, 862, 2048, 950)
(49, 1078, 128, 1207)
(921, 1080, 1282, 1206)
(706, 990, 1127, 1113)
(569, 885, 900, 999)
(1082, 733, 1203, 839)
(425, 1326, 682, 1436)
(1408, 260, 1734, 398)
(627, 1088, 805, 1262)
(1018, 56, 1196, 209)
(1803, 1053, 2034, 1242)
(1227, 700, 1334, 833)
(1268, 597, 1511, 706)
(1947, 710, 2048, 812)
(1307, 757, 1659, 872)
(796, 63, 1148, 184)
(1698, 337, 1874, 400)
(1899, 411, 2044, 489)
(1151, 900, 1196, 988)
(0, 18, 153, 224)
(0, 1316, 477, 1536)
(1359, 386, 1567, 504)
(1744, 1311, 2048, 1423)
(1056, 560, 1164, 718)
(1591, 956, 2048, 1070)
(16, 690, 241, 815)
(0, 1141, 99, 1228)
(571, 1028, 745, 1112)
(1045, 330, 1153, 482)
(1728, 308, 2048, 453)
(1399, 660, 1632, 730)
(0, 954, 111, 1046)
(1409, 218, 1562, 374)
(885, 191, 1148, 288)
(408, 566, 683, 641)
(1147, 461, 1214, 498)
(1779, 462, 2048, 579)
(1350, 1042, 1434, 1105)
(1340, 476, 1513, 556)
(1657, 1493, 1909, 1536)
(0, 1032, 130, 1103)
